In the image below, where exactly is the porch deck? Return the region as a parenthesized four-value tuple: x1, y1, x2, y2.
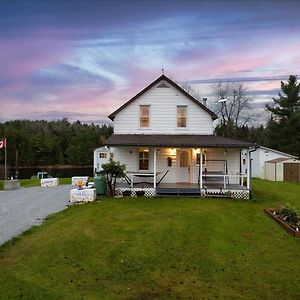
(115, 181, 249, 198)
(116, 182, 246, 190)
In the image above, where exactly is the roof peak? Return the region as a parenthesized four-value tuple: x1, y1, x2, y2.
(108, 74, 218, 121)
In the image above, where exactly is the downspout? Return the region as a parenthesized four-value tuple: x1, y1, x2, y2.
(247, 145, 258, 190)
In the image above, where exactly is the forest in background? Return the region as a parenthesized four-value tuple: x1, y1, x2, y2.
(1, 75, 299, 171)
(0, 118, 112, 167)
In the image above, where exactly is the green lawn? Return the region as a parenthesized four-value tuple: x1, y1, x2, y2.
(0, 178, 72, 190)
(0, 179, 299, 299)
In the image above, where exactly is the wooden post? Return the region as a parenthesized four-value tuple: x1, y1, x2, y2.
(153, 148, 157, 190)
(247, 149, 250, 190)
(200, 148, 203, 189)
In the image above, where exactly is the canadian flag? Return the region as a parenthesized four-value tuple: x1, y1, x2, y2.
(0, 138, 6, 149)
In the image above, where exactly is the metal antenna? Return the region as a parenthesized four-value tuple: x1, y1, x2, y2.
(161, 62, 164, 75)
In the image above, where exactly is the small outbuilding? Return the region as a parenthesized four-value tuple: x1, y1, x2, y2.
(241, 146, 298, 179)
(265, 157, 300, 181)
(93, 146, 114, 175)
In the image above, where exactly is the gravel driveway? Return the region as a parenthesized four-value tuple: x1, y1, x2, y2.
(0, 185, 71, 245)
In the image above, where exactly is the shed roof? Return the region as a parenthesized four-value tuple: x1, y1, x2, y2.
(105, 134, 253, 148)
(108, 74, 218, 121)
(265, 157, 290, 164)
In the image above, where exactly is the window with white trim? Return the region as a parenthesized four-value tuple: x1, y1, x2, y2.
(139, 147, 149, 170)
(177, 106, 187, 127)
(140, 105, 150, 128)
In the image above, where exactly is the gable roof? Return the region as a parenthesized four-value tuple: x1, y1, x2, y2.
(108, 74, 218, 121)
(258, 146, 298, 159)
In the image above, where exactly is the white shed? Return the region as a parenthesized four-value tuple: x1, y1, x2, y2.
(93, 146, 114, 175)
(265, 157, 300, 181)
(241, 146, 297, 179)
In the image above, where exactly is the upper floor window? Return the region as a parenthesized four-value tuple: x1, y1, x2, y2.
(140, 105, 150, 128)
(177, 106, 187, 128)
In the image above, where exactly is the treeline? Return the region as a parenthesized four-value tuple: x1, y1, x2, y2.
(0, 119, 113, 167)
(215, 75, 300, 157)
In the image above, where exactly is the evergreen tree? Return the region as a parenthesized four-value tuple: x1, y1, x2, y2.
(265, 75, 300, 156)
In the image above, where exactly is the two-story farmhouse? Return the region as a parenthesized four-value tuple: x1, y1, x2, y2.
(102, 74, 253, 198)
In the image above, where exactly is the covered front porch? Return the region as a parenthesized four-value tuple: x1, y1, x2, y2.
(106, 134, 253, 199)
(113, 146, 251, 199)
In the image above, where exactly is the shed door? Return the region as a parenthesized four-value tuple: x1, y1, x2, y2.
(283, 163, 299, 181)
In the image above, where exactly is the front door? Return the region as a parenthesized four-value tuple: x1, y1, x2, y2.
(177, 149, 191, 182)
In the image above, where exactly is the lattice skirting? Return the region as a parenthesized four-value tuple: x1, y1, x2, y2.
(116, 188, 249, 199)
(202, 189, 250, 199)
(116, 188, 156, 197)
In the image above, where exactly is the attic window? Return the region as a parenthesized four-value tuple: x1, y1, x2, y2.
(157, 83, 169, 88)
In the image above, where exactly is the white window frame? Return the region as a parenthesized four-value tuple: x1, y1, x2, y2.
(177, 105, 187, 128)
(138, 147, 150, 170)
(140, 105, 150, 128)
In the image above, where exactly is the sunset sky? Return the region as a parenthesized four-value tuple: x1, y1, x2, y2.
(0, 0, 299, 124)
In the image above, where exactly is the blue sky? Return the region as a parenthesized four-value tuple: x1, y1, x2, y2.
(0, 0, 299, 124)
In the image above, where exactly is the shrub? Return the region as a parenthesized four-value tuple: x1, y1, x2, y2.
(279, 204, 299, 226)
(101, 159, 126, 196)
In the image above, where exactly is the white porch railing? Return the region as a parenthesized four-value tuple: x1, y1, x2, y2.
(201, 173, 248, 189)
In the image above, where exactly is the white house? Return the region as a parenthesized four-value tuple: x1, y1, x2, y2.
(241, 146, 298, 179)
(104, 74, 254, 198)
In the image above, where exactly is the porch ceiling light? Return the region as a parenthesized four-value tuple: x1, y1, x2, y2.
(169, 148, 176, 156)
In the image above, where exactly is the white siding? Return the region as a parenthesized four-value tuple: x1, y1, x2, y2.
(241, 147, 297, 179)
(265, 163, 276, 181)
(93, 147, 114, 174)
(114, 146, 241, 184)
(113, 80, 214, 135)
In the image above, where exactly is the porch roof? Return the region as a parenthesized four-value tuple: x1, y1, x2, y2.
(105, 134, 254, 148)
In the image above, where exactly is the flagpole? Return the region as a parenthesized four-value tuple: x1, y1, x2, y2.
(4, 141, 7, 180)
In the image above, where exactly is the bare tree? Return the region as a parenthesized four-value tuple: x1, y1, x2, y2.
(212, 82, 253, 127)
(180, 82, 202, 101)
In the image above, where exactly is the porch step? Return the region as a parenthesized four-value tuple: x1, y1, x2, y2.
(156, 188, 201, 196)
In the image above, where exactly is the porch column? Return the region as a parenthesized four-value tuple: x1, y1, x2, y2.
(246, 148, 250, 190)
(153, 148, 157, 189)
(200, 148, 203, 189)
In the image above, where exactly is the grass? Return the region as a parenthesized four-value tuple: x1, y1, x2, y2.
(0, 179, 299, 299)
(0, 178, 72, 190)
